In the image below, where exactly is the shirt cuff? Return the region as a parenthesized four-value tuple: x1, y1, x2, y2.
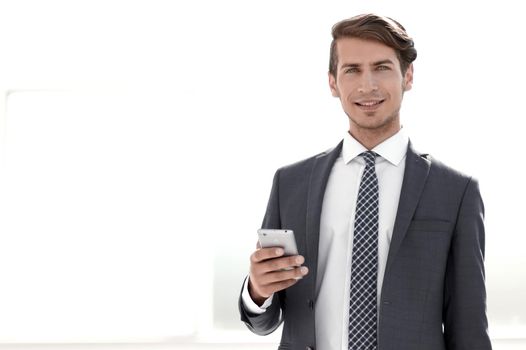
(241, 275, 274, 314)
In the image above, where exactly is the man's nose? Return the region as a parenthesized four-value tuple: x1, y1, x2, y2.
(358, 72, 378, 93)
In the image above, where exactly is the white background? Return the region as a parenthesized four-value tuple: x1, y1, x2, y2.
(0, 0, 524, 347)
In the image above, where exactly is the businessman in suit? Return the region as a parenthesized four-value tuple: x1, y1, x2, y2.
(239, 14, 492, 350)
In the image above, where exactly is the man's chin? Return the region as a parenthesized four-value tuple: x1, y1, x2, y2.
(349, 117, 400, 134)
(352, 119, 387, 130)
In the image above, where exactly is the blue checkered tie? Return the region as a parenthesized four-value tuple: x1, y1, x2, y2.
(349, 151, 378, 350)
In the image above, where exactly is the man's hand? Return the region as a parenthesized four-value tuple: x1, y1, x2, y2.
(248, 247, 309, 306)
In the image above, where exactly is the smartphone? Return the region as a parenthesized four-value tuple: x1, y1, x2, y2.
(257, 229, 299, 256)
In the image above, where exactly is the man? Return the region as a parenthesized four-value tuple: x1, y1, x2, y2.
(238, 13, 492, 350)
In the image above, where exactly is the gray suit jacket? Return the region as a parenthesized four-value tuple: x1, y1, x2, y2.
(239, 141, 492, 350)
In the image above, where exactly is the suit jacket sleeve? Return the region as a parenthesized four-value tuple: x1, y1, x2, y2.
(443, 177, 492, 349)
(238, 169, 284, 335)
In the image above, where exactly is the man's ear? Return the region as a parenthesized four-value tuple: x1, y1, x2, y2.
(328, 72, 339, 97)
(403, 64, 414, 91)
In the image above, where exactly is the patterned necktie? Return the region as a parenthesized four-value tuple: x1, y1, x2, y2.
(349, 151, 378, 350)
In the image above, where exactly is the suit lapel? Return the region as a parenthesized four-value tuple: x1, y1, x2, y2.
(384, 141, 431, 275)
(305, 141, 343, 286)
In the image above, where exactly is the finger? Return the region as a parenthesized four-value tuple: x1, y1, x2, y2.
(258, 255, 305, 273)
(258, 278, 301, 297)
(251, 247, 285, 263)
(259, 266, 309, 285)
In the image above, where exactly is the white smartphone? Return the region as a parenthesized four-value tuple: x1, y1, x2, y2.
(257, 229, 299, 256)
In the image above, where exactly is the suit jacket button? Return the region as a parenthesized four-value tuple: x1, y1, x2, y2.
(307, 299, 314, 309)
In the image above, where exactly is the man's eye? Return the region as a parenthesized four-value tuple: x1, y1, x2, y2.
(345, 68, 358, 74)
(377, 65, 390, 71)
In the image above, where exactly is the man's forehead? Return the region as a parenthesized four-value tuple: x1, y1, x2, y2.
(335, 38, 399, 65)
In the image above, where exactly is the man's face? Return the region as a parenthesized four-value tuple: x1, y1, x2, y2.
(329, 37, 413, 136)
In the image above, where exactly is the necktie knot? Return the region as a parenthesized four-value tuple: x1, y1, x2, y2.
(360, 151, 377, 167)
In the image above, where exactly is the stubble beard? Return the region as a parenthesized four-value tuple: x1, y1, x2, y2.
(347, 107, 401, 132)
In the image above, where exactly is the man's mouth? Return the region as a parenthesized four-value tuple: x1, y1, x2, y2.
(355, 99, 384, 107)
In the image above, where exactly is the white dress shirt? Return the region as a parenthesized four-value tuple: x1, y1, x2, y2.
(242, 129, 408, 349)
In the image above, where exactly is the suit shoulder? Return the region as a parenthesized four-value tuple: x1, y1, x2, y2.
(277, 144, 340, 174)
(425, 153, 476, 184)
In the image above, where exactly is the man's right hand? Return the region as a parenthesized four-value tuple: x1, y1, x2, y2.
(248, 247, 309, 306)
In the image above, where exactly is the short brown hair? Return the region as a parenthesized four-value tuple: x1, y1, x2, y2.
(329, 13, 417, 77)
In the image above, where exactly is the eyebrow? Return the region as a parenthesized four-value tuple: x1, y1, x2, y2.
(372, 59, 395, 66)
(340, 59, 395, 69)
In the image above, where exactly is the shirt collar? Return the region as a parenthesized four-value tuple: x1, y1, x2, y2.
(342, 128, 409, 166)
